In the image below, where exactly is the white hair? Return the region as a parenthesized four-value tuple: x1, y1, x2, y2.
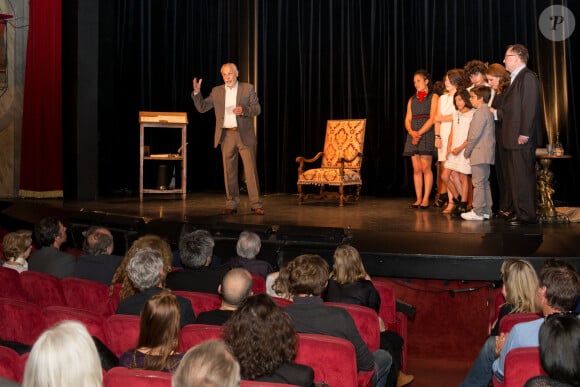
(236, 231, 261, 259)
(173, 339, 240, 387)
(23, 321, 102, 387)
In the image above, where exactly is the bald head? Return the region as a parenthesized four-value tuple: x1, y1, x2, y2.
(82, 226, 114, 255)
(219, 269, 253, 309)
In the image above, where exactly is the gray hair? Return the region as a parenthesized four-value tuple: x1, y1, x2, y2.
(127, 247, 163, 291)
(173, 339, 240, 387)
(236, 231, 261, 259)
(179, 229, 215, 269)
(23, 321, 102, 387)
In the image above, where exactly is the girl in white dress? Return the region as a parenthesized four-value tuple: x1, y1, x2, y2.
(442, 89, 474, 214)
(433, 69, 467, 208)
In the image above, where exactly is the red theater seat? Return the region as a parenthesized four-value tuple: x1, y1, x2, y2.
(294, 333, 359, 387)
(492, 346, 546, 387)
(251, 273, 267, 294)
(62, 277, 117, 316)
(178, 324, 223, 353)
(172, 290, 221, 315)
(499, 313, 542, 334)
(0, 297, 46, 345)
(324, 302, 381, 352)
(20, 271, 67, 307)
(0, 345, 22, 382)
(43, 305, 107, 344)
(103, 367, 171, 387)
(0, 267, 27, 301)
(104, 314, 141, 356)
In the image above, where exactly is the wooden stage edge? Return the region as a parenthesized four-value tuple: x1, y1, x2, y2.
(1, 193, 579, 282)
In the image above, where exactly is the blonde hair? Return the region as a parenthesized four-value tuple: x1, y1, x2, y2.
(110, 235, 173, 299)
(330, 244, 369, 284)
(2, 230, 33, 260)
(173, 339, 240, 387)
(23, 321, 102, 387)
(502, 259, 540, 313)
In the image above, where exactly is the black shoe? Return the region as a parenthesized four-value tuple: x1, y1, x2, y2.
(410, 204, 420, 209)
(433, 193, 448, 208)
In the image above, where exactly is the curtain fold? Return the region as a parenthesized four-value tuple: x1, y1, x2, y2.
(19, 0, 63, 198)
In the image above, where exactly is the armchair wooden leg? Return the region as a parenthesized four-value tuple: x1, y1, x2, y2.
(356, 184, 362, 200)
(339, 185, 345, 206)
(297, 184, 303, 204)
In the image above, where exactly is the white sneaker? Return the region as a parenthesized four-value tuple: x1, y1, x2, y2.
(461, 210, 485, 221)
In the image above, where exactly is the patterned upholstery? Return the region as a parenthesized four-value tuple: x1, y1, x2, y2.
(297, 119, 366, 206)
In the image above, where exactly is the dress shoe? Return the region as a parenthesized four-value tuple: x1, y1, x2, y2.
(506, 214, 518, 222)
(222, 208, 237, 215)
(397, 371, 415, 387)
(419, 205, 430, 209)
(251, 208, 265, 215)
(461, 210, 488, 221)
(509, 218, 536, 226)
(409, 204, 420, 209)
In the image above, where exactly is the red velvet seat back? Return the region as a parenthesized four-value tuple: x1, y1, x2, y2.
(0, 267, 27, 301)
(503, 347, 546, 387)
(499, 313, 542, 334)
(103, 367, 172, 387)
(19, 271, 67, 307)
(0, 345, 21, 382)
(324, 302, 380, 352)
(251, 274, 267, 294)
(104, 314, 141, 356)
(272, 296, 293, 307)
(0, 297, 46, 345)
(43, 305, 107, 343)
(172, 290, 221, 315)
(61, 277, 116, 316)
(295, 333, 358, 387)
(178, 324, 223, 353)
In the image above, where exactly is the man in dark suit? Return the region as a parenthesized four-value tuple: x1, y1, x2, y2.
(497, 44, 540, 225)
(192, 63, 264, 215)
(166, 229, 229, 294)
(28, 216, 76, 278)
(74, 226, 122, 285)
(195, 268, 253, 325)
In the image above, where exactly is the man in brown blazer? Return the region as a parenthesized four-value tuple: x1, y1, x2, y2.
(192, 63, 264, 215)
(496, 44, 540, 225)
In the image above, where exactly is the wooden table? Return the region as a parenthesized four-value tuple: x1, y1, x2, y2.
(139, 111, 188, 200)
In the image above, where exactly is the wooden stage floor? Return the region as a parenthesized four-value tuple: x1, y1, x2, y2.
(2, 193, 579, 281)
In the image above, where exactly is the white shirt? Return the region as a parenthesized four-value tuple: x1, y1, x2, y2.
(223, 82, 238, 128)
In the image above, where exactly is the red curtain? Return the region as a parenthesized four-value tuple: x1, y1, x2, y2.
(19, 0, 62, 198)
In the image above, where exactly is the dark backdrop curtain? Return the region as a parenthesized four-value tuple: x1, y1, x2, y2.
(99, 0, 579, 204)
(20, 0, 63, 197)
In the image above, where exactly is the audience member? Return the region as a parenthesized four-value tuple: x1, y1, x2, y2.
(496, 44, 540, 226)
(223, 293, 314, 386)
(461, 258, 540, 387)
(284, 254, 392, 387)
(525, 313, 580, 387)
(110, 234, 174, 299)
(173, 339, 241, 387)
(492, 260, 580, 381)
(115, 247, 194, 327)
(28, 216, 76, 278)
(325, 244, 412, 387)
(22, 321, 102, 387)
(166, 229, 229, 294)
(461, 86, 495, 221)
(74, 226, 122, 285)
(403, 69, 439, 209)
(196, 268, 253, 325)
(266, 260, 293, 300)
(119, 290, 184, 372)
(226, 231, 273, 279)
(2, 230, 33, 273)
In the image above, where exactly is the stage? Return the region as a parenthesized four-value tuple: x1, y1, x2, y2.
(1, 193, 579, 281)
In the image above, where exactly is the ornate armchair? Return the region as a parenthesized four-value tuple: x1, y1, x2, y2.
(296, 119, 366, 206)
